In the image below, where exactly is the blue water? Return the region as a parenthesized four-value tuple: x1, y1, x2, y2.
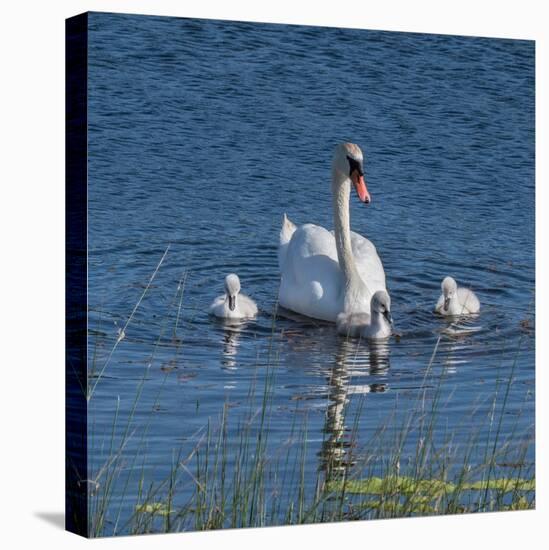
(86, 13, 535, 535)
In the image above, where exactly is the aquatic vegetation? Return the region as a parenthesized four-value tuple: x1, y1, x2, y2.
(135, 502, 172, 516)
(327, 476, 456, 496)
(325, 476, 534, 517)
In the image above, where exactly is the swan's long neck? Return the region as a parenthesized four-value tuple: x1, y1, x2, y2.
(332, 169, 363, 308)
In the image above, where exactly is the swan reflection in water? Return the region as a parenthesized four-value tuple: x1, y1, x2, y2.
(317, 317, 481, 480)
(319, 337, 391, 481)
(438, 316, 482, 375)
(214, 319, 251, 371)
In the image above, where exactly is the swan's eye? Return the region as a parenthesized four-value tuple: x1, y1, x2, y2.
(347, 155, 364, 177)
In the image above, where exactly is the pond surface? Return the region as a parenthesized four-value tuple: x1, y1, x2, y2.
(85, 13, 535, 534)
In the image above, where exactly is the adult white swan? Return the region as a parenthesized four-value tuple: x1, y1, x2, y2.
(278, 143, 386, 322)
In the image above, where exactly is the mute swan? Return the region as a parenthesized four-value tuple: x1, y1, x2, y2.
(435, 276, 480, 316)
(336, 290, 393, 339)
(209, 274, 258, 319)
(278, 143, 386, 321)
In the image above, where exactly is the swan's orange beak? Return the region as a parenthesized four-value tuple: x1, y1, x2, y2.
(351, 170, 370, 204)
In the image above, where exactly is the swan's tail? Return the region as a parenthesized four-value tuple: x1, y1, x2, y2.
(278, 213, 297, 271)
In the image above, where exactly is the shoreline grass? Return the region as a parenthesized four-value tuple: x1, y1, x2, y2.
(86, 252, 535, 537)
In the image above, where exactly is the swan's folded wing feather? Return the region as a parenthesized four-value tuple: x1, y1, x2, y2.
(349, 231, 387, 292)
(297, 224, 339, 259)
(457, 288, 480, 313)
(349, 230, 379, 255)
(209, 295, 226, 316)
(278, 223, 344, 321)
(279, 214, 298, 271)
(239, 294, 258, 317)
(282, 224, 340, 283)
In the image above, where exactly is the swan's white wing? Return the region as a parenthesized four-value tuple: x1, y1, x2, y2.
(294, 224, 339, 262)
(238, 294, 258, 317)
(209, 295, 227, 317)
(279, 213, 297, 271)
(349, 231, 387, 294)
(278, 223, 344, 321)
(457, 288, 480, 314)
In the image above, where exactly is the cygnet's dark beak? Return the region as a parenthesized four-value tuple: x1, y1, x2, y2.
(228, 295, 236, 311)
(384, 310, 393, 325)
(444, 297, 450, 311)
